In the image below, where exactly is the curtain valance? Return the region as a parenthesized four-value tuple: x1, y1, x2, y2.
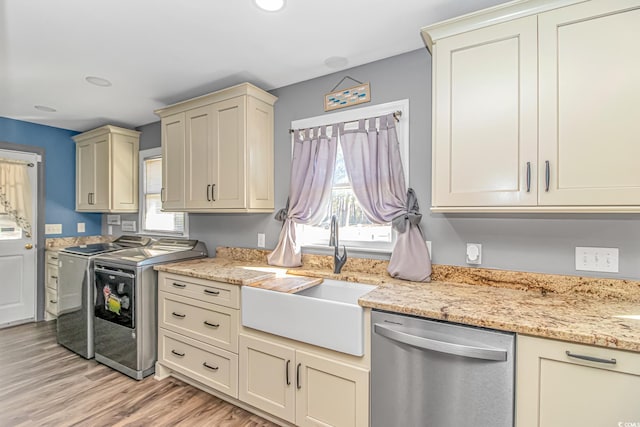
(0, 158, 33, 238)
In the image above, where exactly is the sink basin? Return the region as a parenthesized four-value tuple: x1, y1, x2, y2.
(241, 279, 376, 356)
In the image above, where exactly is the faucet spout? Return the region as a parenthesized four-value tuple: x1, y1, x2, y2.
(330, 215, 347, 274)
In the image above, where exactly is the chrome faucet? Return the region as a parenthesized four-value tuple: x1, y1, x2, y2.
(329, 215, 347, 274)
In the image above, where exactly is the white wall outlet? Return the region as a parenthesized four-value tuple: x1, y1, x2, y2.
(257, 233, 266, 248)
(466, 243, 482, 265)
(107, 215, 121, 225)
(77, 222, 85, 233)
(45, 224, 62, 234)
(575, 247, 619, 273)
(108, 225, 113, 235)
(121, 220, 136, 232)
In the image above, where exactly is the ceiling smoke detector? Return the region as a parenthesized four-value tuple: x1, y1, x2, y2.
(85, 76, 112, 87)
(254, 0, 285, 12)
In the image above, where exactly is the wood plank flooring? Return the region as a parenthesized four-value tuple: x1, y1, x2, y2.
(0, 321, 279, 427)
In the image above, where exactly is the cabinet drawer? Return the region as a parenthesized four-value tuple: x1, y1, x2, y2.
(159, 291, 238, 353)
(46, 251, 60, 265)
(46, 264, 59, 291)
(160, 273, 239, 309)
(159, 329, 238, 398)
(45, 288, 58, 315)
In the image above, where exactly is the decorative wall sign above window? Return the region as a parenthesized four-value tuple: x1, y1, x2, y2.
(324, 76, 371, 111)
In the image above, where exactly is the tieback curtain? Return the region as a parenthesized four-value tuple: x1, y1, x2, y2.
(0, 158, 33, 238)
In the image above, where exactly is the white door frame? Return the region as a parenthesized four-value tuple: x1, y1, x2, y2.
(0, 141, 46, 322)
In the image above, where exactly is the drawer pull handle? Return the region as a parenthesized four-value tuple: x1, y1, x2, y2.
(203, 362, 219, 371)
(172, 282, 186, 288)
(204, 289, 220, 296)
(51, 275, 58, 279)
(171, 350, 185, 357)
(172, 312, 186, 318)
(49, 299, 57, 303)
(566, 351, 616, 365)
(204, 321, 220, 328)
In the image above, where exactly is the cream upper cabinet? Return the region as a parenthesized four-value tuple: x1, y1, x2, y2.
(423, 0, 640, 212)
(239, 333, 369, 427)
(516, 335, 640, 426)
(155, 83, 277, 213)
(73, 125, 140, 213)
(161, 113, 186, 211)
(538, 0, 640, 206)
(431, 16, 538, 208)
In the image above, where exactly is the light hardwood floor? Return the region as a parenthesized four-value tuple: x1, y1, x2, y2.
(0, 321, 278, 427)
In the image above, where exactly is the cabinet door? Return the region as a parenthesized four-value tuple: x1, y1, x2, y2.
(295, 350, 369, 427)
(538, 0, 640, 206)
(211, 96, 246, 209)
(246, 96, 274, 210)
(516, 335, 640, 427)
(432, 16, 538, 208)
(161, 113, 186, 210)
(76, 140, 95, 210)
(110, 134, 138, 211)
(239, 334, 295, 423)
(91, 136, 110, 210)
(185, 105, 216, 209)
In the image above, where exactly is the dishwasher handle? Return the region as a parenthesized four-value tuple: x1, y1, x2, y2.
(374, 323, 508, 361)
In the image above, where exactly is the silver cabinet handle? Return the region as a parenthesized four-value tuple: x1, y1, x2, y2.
(203, 362, 219, 371)
(211, 184, 216, 202)
(94, 267, 135, 279)
(545, 160, 550, 192)
(203, 321, 219, 328)
(172, 282, 186, 288)
(566, 351, 616, 365)
(171, 349, 185, 357)
(296, 363, 302, 389)
(172, 312, 186, 318)
(206, 184, 211, 202)
(374, 323, 508, 361)
(526, 162, 531, 193)
(204, 289, 220, 296)
(286, 360, 291, 386)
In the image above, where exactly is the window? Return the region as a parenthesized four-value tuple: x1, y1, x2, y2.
(0, 213, 22, 240)
(296, 100, 409, 252)
(139, 148, 187, 236)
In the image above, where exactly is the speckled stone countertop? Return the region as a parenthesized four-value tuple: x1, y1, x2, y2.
(45, 235, 113, 249)
(162, 247, 640, 352)
(154, 258, 279, 285)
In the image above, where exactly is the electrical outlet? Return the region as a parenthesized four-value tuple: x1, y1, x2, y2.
(575, 247, 619, 273)
(466, 243, 482, 265)
(257, 233, 266, 248)
(77, 222, 85, 233)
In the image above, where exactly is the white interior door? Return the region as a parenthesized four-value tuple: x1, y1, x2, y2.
(0, 149, 38, 327)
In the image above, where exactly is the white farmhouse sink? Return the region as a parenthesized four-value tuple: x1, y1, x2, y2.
(241, 279, 376, 356)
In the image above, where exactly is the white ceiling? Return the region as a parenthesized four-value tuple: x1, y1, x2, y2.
(0, 0, 510, 132)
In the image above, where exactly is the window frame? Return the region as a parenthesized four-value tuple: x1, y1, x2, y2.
(292, 100, 409, 255)
(138, 147, 189, 238)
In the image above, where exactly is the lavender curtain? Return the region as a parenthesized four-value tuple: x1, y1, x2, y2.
(267, 126, 338, 267)
(339, 114, 431, 282)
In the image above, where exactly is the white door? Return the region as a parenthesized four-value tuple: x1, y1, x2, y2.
(0, 149, 38, 327)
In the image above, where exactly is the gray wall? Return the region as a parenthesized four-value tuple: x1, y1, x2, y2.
(112, 49, 640, 280)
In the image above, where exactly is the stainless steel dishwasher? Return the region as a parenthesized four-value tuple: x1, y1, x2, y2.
(371, 310, 515, 427)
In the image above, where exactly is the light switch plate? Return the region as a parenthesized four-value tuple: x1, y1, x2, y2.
(575, 247, 619, 273)
(121, 220, 136, 232)
(45, 224, 62, 234)
(107, 215, 121, 225)
(77, 222, 85, 233)
(257, 233, 266, 248)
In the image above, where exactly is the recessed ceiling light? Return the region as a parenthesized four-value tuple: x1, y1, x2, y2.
(254, 0, 285, 12)
(324, 56, 349, 69)
(85, 76, 112, 87)
(34, 105, 57, 112)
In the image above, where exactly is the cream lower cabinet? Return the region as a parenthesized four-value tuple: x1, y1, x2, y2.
(44, 250, 60, 319)
(516, 335, 640, 426)
(155, 82, 277, 213)
(73, 125, 140, 212)
(424, 0, 640, 212)
(156, 272, 241, 398)
(239, 334, 369, 427)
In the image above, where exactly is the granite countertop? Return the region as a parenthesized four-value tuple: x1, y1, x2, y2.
(156, 249, 640, 353)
